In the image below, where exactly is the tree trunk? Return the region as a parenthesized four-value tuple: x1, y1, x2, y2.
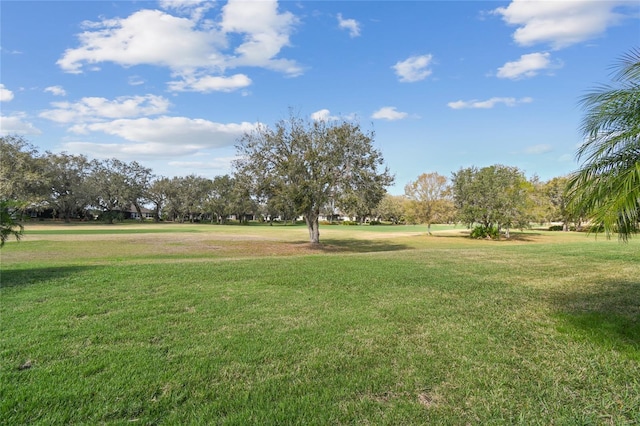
(133, 202, 144, 221)
(427, 222, 432, 235)
(305, 213, 320, 244)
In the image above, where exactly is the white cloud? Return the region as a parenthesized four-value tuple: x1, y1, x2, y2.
(393, 54, 433, 83)
(60, 141, 203, 158)
(44, 85, 67, 96)
(158, 0, 214, 21)
(68, 116, 257, 148)
(447, 97, 533, 109)
(58, 10, 223, 74)
(311, 109, 338, 121)
(337, 13, 361, 37)
(371, 106, 408, 121)
(169, 157, 238, 171)
(167, 73, 252, 92)
(40, 94, 170, 123)
(497, 52, 562, 79)
(128, 76, 145, 86)
(220, 0, 301, 74)
(494, 0, 630, 49)
(525, 144, 553, 154)
(0, 84, 14, 102)
(57, 1, 301, 92)
(0, 113, 41, 135)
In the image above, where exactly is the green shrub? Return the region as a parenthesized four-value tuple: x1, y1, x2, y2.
(470, 225, 499, 239)
(341, 220, 359, 226)
(369, 220, 382, 226)
(548, 225, 564, 231)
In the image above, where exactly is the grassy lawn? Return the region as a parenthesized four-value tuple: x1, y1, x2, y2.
(1, 223, 639, 424)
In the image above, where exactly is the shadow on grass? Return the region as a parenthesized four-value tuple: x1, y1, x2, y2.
(551, 279, 640, 353)
(296, 238, 413, 254)
(0, 266, 96, 289)
(430, 231, 542, 242)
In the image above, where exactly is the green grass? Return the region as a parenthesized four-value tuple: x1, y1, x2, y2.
(1, 223, 639, 424)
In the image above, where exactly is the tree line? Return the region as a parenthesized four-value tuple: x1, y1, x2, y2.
(1, 131, 575, 242)
(0, 134, 263, 225)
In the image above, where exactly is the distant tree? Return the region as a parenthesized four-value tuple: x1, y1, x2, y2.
(0, 135, 48, 207)
(235, 114, 393, 243)
(44, 152, 91, 222)
(171, 175, 212, 222)
(205, 175, 235, 224)
(374, 194, 406, 224)
(340, 181, 387, 223)
(147, 176, 171, 222)
(124, 161, 154, 220)
(85, 159, 133, 223)
(229, 174, 258, 224)
(452, 164, 531, 239)
(404, 172, 451, 234)
(0, 200, 24, 247)
(543, 176, 573, 230)
(567, 48, 640, 240)
(525, 175, 548, 226)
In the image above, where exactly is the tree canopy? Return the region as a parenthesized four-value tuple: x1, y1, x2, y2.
(567, 48, 640, 240)
(404, 172, 452, 234)
(234, 114, 393, 243)
(452, 164, 531, 238)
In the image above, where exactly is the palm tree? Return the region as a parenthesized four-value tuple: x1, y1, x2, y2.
(567, 48, 640, 241)
(0, 200, 24, 248)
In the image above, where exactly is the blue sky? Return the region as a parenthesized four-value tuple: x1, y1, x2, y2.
(1, 1, 638, 194)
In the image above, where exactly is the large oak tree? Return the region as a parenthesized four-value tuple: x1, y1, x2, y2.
(235, 114, 393, 244)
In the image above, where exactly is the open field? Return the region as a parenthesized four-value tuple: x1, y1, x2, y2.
(1, 222, 639, 424)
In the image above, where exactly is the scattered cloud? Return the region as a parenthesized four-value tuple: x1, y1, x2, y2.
(311, 109, 339, 121)
(40, 94, 171, 123)
(0, 113, 41, 135)
(497, 52, 563, 79)
(60, 141, 206, 159)
(57, 0, 301, 92)
(494, 0, 630, 49)
(310, 109, 356, 121)
(0, 47, 23, 55)
(219, 0, 301, 74)
(128, 75, 145, 86)
(67, 116, 257, 148)
(0, 84, 14, 102)
(525, 144, 553, 154)
(169, 156, 238, 171)
(57, 9, 223, 74)
(447, 96, 533, 109)
(393, 54, 434, 83)
(337, 13, 361, 37)
(44, 85, 67, 96)
(371, 106, 408, 121)
(167, 73, 252, 92)
(158, 0, 214, 21)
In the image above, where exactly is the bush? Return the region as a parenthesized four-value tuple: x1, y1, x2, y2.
(341, 220, 359, 226)
(548, 225, 564, 231)
(470, 225, 499, 240)
(369, 220, 382, 226)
